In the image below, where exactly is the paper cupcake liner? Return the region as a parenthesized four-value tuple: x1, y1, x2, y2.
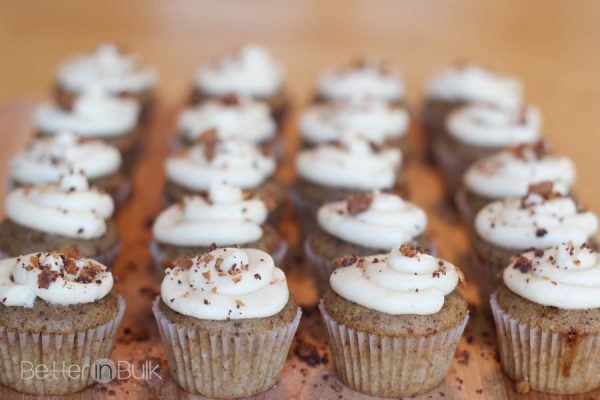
(470, 250, 503, 314)
(0, 295, 125, 396)
(431, 137, 468, 196)
(303, 236, 332, 295)
(287, 186, 319, 238)
(152, 297, 301, 398)
(490, 293, 600, 394)
(319, 301, 468, 398)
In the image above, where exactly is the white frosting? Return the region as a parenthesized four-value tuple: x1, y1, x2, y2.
(178, 96, 276, 143)
(35, 89, 140, 137)
(426, 64, 523, 109)
(447, 104, 542, 148)
(317, 192, 427, 249)
(330, 246, 460, 315)
(165, 138, 275, 191)
(57, 43, 158, 93)
(317, 61, 404, 102)
(300, 100, 409, 145)
(464, 146, 576, 199)
(0, 251, 113, 307)
(4, 172, 115, 239)
(153, 183, 267, 247)
(195, 44, 284, 97)
(475, 194, 598, 250)
(161, 248, 289, 320)
(10, 132, 121, 185)
(504, 243, 600, 310)
(295, 135, 402, 190)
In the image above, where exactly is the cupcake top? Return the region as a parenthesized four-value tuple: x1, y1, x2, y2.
(153, 183, 268, 247)
(161, 247, 288, 320)
(35, 89, 140, 137)
(0, 247, 113, 308)
(317, 192, 427, 250)
(165, 133, 276, 191)
(178, 95, 276, 143)
(195, 44, 284, 97)
(447, 103, 542, 148)
(503, 242, 600, 310)
(463, 142, 576, 199)
(330, 245, 461, 315)
(317, 59, 404, 102)
(475, 183, 598, 250)
(10, 132, 122, 185)
(4, 171, 115, 240)
(300, 100, 409, 145)
(295, 135, 402, 190)
(57, 43, 158, 94)
(426, 63, 522, 109)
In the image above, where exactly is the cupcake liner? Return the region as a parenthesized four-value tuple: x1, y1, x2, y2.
(490, 293, 600, 394)
(303, 236, 331, 295)
(0, 295, 125, 396)
(319, 301, 468, 398)
(287, 186, 319, 238)
(431, 136, 468, 197)
(152, 297, 301, 398)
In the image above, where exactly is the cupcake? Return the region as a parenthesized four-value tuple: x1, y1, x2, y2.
(290, 134, 404, 236)
(0, 171, 120, 265)
(55, 43, 158, 119)
(315, 59, 405, 104)
(0, 248, 125, 395)
(432, 103, 542, 194)
(305, 191, 432, 293)
(422, 63, 522, 151)
(491, 243, 600, 394)
(320, 245, 468, 398)
(9, 132, 130, 205)
(151, 183, 287, 269)
(472, 182, 598, 304)
(192, 44, 288, 121)
(163, 134, 284, 222)
(152, 247, 301, 398)
(456, 142, 576, 224)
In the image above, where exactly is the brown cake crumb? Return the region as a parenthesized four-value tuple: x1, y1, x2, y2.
(172, 256, 193, 270)
(535, 228, 548, 237)
(346, 193, 373, 215)
(219, 93, 240, 106)
(63, 246, 82, 260)
(399, 245, 418, 258)
(38, 268, 60, 289)
(516, 380, 530, 394)
(332, 255, 357, 268)
(512, 256, 532, 274)
(295, 340, 326, 367)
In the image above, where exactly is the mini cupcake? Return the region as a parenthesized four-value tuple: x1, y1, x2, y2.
(151, 183, 287, 269)
(320, 245, 468, 398)
(456, 142, 576, 224)
(0, 171, 120, 265)
(305, 191, 432, 293)
(9, 132, 130, 205)
(163, 134, 284, 222)
(0, 248, 125, 395)
(152, 247, 301, 398)
(315, 58, 405, 104)
(491, 243, 600, 394)
(192, 44, 288, 121)
(472, 183, 598, 304)
(433, 103, 542, 194)
(55, 43, 158, 119)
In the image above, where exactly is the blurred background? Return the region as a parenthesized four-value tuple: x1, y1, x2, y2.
(1, 0, 599, 200)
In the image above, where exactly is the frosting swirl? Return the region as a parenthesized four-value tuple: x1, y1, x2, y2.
(195, 44, 284, 97)
(317, 59, 404, 102)
(464, 143, 576, 199)
(57, 43, 158, 93)
(503, 243, 600, 309)
(161, 248, 288, 320)
(35, 89, 140, 137)
(178, 95, 276, 143)
(426, 63, 522, 108)
(165, 136, 276, 191)
(300, 100, 409, 145)
(10, 132, 122, 185)
(0, 248, 113, 307)
(447, 104, 542, 148)
(153, 183, 267, 246)
(4, 172, 115, 239)
(295, 135, 402, 190)
(330, 246, 461, 315)
(317, 192, 427, 249)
